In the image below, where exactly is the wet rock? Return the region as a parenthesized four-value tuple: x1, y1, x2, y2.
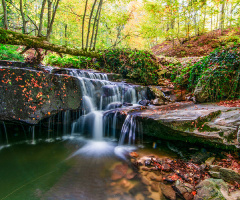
(162, 163, 171, 172)
(134, 193, 145, 200)
(209, 165, 221, 172)
(139, 100, 150, 106)
(194, 81, 209, 103)
(0, 67, 82, 124)
(152, 98, 165, 106)
(51, 68, 69, 75)
(209, 171, 221, 179)
(183, 192, 194, 200)
(123, 102, 133, 106)
(129, 152, 139, 158)
(141, 176, 150, 185)
(106, 102, 122, 110)
(200, 164, 206, 170)
(111, 164, 128, 181)
(151, 183, 160, 192)
(149, 174, 163, 182)
(125, 172, 137, 180)
(205, 157, 215, 166)
(101, 85, 118, 97)
(190, 152, 212, 164)
(142, 167, 150, 171)
(194, 178, 228, 200)
(174, 183, 193, 195)
(160, 184, 176, 200)
(119, 179, 131, 188)
(219, 168, 240, 184)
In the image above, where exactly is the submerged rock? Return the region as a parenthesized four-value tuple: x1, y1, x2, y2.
(139, 100, 150, 106)
(160, 183, 176, 200)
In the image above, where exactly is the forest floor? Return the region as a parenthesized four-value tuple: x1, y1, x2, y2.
(151, 27, 240, 57)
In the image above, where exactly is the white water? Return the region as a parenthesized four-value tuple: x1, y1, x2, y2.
(0, 70, 146, 146)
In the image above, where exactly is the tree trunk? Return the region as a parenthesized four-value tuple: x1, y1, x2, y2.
(82, 0, 88, 50)
(92, 0, 103, 50)
(220, 0, 225, 32)
(38, 0, 47, 37)
(47, 0, 52, 35)
(0, 28, 99, 58)
(2, 0, 8, 29)
(85, 0, 98, 50)
(46, 0, 60, 41)
(20, 0, 26, 34)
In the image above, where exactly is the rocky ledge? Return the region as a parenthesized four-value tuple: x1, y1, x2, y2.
(0, 66, 82, 124)
(120, 102, 240, 150)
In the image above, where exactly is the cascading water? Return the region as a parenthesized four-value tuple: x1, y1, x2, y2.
(2, 121, 8, 144)
(0, 69, 147, 146)
(65, 69, 146, 143)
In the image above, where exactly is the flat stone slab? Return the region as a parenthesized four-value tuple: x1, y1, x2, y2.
(121, 102, 240, 149)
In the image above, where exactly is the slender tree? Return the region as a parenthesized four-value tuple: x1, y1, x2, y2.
(2, 0, 8, 29)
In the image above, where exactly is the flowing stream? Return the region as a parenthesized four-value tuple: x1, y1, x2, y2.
(0, 69, 178, 200)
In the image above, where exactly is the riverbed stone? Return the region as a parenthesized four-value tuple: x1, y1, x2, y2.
(150, 182, 160, 192)
(194, 178, 228, 200)
(141, 176, 150, 185)
(209, 171, 221, 179)
(160, 184, 176, 200)
(209, 165, 221, 172)
(205, 157, 215, 166)
(219, 167, 240, 184)
(111, 164, 128, 181)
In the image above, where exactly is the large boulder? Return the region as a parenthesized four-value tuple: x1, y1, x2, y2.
(0, 67, 82, 124)
(219, 168, 240, 184)
(194, 178, 228, 200)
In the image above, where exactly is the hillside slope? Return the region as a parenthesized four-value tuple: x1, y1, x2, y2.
(152, 28, 240, 57)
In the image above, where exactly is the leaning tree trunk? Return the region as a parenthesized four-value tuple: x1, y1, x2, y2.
(0, 28, 99, 58)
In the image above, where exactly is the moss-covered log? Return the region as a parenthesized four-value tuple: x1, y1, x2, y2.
(0, 28, 99, 58)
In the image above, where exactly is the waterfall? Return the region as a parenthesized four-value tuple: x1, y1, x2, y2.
(63, 110, 70, 136)
(31, 126, 36, 145)
(237, 126, 240, 148)
(2, 122, 8, 144)
(1, 69, 148, 146)
(118, 114, 143, 146)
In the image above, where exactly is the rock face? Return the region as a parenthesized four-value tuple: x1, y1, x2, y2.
(0, 67, 82, 124)
(117, 102, 239, 149)
(219, 168, 240, 184)
(194, 178, 228, 200)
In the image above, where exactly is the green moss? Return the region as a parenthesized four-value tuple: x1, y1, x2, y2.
(0, 44, 24, 62)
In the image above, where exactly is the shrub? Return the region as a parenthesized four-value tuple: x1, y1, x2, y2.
(174, 44, 240, 101)
(98, 48, 160, 85)
(0, 44, 24, 61)
(43, 53, 96, 69)
(44, 49, 161, 85)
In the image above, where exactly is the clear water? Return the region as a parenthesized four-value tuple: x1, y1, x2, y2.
(0, 69, 174, 200)
(0, 138, 178, 200)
